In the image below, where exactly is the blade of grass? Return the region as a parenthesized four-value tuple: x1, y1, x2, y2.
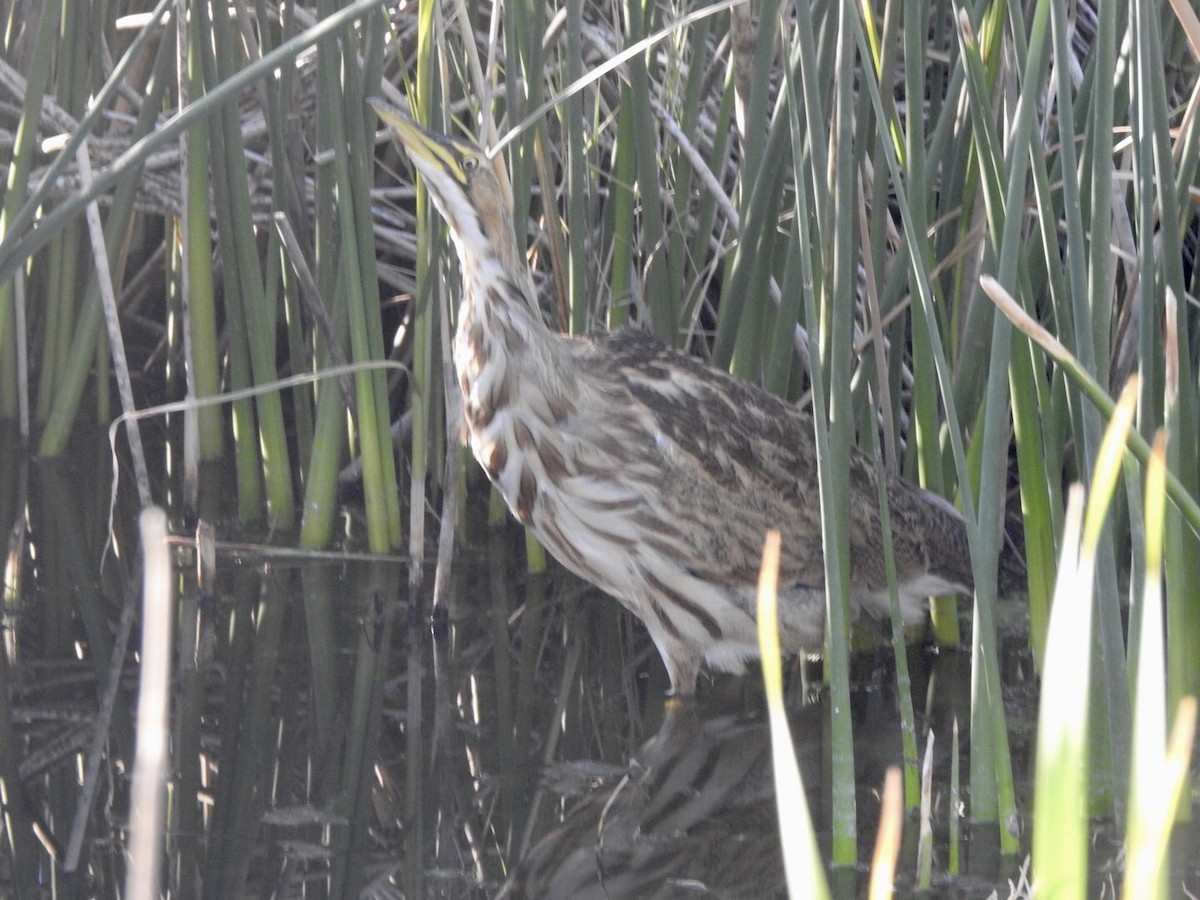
(1033, 377, 1139, 896)
(1031, 483, 1089, 899)
(1125, 431, 1170, 900)
(1124, 696, 1197, 897)
(868, 768, 902, 900)
(757, 529, 830, 900)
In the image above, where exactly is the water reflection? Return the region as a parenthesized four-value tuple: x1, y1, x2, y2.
(4, 451, 1027, 898)
(502, 697, 803, 898)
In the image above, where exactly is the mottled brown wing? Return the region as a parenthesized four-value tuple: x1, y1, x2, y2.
(584, 328, 974, 599)
(580, 330, 830, 589)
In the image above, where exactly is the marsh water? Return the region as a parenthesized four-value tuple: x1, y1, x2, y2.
(2, 433, 1192, 898)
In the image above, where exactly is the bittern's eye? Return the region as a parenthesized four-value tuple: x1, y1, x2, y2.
(463, 156, 479, 173)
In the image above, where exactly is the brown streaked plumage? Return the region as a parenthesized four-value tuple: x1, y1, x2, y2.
(371, 98, 1023, 695)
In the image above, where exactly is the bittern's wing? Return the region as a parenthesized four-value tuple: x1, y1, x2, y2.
(576, 328, 974, 602)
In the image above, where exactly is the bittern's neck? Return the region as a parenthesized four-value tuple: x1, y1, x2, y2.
(452, 224, 541, 313)
(451, 245, 574, 527)
(457, 250, 544, 338)
(453, 244, 553, 420)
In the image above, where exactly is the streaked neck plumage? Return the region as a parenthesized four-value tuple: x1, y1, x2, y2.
(442, 192, 579, 531)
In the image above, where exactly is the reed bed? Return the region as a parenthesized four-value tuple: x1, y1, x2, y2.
(0, 0, 1196, 896)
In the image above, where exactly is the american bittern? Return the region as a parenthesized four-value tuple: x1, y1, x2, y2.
(371, 99, 1022, 695)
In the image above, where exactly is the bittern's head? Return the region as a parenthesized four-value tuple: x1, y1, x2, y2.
(369, 98, 517, 269)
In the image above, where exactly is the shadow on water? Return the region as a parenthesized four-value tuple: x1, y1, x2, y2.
(6, 433, 1159, 899)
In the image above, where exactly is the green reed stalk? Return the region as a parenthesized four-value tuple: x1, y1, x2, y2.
(982, 279, 1200, 540)
(407, 0, 442, 590)
(664, 14, 709, 344)
(619, 0, 674, 341)
(711, 108, 783, 376)
(503, 0, 534, 254)
(1048, 0, 1131, 816)
(851, 2, 1021, 849)
(298, 18, 352, 551)
(258, 5, 317, 471)
(724, 114, 789, 381)
(857, 0, 903, 476)
(318, 17, 400, 554)
(201, 136, 263, 519)
(173, 584, 204, 900)
(34, 0, 86, 432)
(0, 1, 60, 420)
(820, 0, 861, 866)
(868, 430, 920, 808)
(1158, 123, 1199, 772)
(994, 1, 1056, 675)
(1129, 0, 1200, 725)
(608, 101, 636, 330)
(562, 0, 589, 335)
(204, 0, 296, 528)
(279, 261, 316, 464)
(297, 360, 350, 549)
(35, 214, 80, 427)
(1164, 323, 1200, 746)
(957, 0, 1066, 854)
(779, 0, 862, 865)
(763, 218, 804, 397)
(900, 0, 959, 645)
(684, 84, 735, 341)
(724, 0, 783, 380)
(182, 9, 223, 464)
(38, 37, 173, 457)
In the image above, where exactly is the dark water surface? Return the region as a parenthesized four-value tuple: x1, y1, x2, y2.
(5, 437, 1190, 898)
